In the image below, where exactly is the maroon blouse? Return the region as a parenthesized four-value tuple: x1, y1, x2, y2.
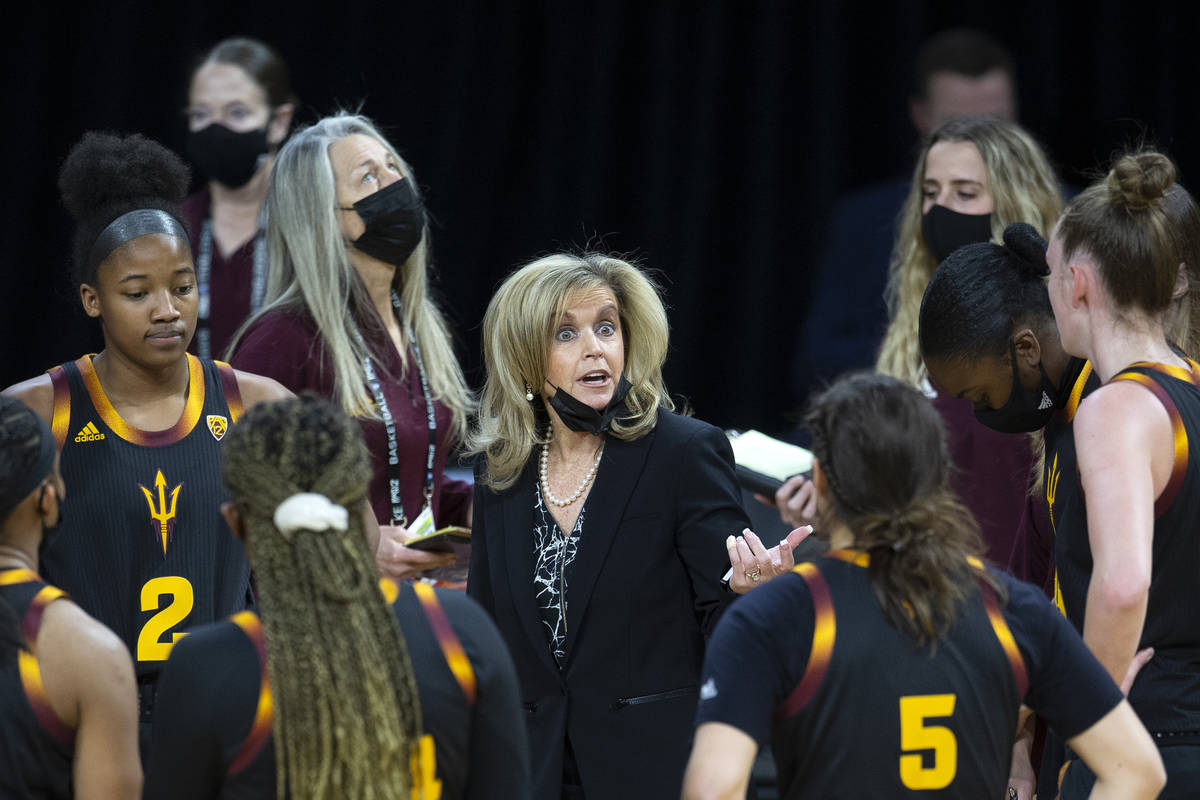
(181, 188, 260, 360)
(932, 393, 1036, 568)
(229, 306, 472, 528)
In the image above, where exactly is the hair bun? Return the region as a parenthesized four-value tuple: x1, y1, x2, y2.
(57, 131, 190, 222)
(1001, 222, 1049, 278)
(1106, 151, 1176, 212)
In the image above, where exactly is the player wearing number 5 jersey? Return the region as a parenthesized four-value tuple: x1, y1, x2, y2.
(683, 374, 1164, 800)
(2, 132, 288, 752)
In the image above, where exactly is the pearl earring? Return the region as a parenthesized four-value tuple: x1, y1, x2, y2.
(525, 382, 535, 402)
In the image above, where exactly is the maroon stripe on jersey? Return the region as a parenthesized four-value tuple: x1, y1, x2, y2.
(1111, 370, 1188, 518)
(777, 562, 835, 718)
(228, 611, 273, 775)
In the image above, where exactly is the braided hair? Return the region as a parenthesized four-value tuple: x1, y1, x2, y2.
(807, 373, 996, 647)
(221, 392, 423, 799)
(0, 396, 57, 661)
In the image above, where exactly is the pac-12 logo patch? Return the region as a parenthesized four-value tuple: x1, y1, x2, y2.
(207, 415, 228, 441)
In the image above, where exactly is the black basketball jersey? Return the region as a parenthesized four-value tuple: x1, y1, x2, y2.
(773, 554, 1024, 798)
(144, 579, 529, 800)
(1045, 358, 1100, 617)
(0, 568, 74, 799)
(215, 581, 475, 799)
(1055, 359, 1200, 733)
(42, 354, 251, 679)
(696, 550, 1123, 799)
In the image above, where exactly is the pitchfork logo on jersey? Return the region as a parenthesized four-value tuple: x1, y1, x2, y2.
(1046, 451, 1061, 535)
(207, 415, 228, 441)
(140, 470, 183, 558)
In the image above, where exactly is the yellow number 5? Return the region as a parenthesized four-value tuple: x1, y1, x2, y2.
(899, 693, 957, 790)
(137, 576, 194, 662)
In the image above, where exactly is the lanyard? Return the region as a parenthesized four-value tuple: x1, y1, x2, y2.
(358, 289, 437, 527)
(195, 216, 267, 359)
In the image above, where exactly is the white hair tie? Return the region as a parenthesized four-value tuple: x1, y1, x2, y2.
(273, 493, 349, 538)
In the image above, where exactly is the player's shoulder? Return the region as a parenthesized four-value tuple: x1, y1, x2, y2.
(231, 369, 293, 410)
(39, 597, 129, 672)
(1, 374, 55, 425)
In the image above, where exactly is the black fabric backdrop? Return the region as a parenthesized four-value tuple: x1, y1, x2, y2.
(6, 1, 1198, 434)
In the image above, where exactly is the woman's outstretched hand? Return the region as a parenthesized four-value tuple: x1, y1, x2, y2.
(726, 526, 814, 594)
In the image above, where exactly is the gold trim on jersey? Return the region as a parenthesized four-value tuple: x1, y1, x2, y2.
(1063, 361, 1093, 422)
(48, 366, 70, 451)
(76, 354, 206, 447)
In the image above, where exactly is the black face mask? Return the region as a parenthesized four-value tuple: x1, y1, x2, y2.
(974, 340, 1059, 434)
(546, 375, 633, 435)
(186, 123, 269, 188)
(921, 204, 993, 264)
(346, 177, 426, 266)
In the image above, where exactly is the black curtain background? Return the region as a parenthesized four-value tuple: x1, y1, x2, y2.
(6, 1, 1199, 435)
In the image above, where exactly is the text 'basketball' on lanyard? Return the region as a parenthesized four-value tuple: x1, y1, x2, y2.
(194, 212, 268, 360)
(357, 289, 437, 529)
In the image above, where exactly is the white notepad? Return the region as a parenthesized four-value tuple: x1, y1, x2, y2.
(727, 429, 814, 482)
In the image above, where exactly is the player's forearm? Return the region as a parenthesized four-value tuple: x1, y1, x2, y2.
(681, 772, 749, 800)
(1089, 761, 1166, 799)
(1082, 573, 1148, 686)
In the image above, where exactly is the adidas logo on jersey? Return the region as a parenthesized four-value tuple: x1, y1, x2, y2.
(74, 422, 106, 442)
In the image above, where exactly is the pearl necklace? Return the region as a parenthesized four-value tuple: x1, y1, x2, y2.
(539, 432, 604, 507)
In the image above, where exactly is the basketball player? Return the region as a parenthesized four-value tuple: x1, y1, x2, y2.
(1044, 151, 1200, 797)
(683, 374, 1164, 799)
(143, 394, 529, 799)
(0, 395, 141, 798)
(2, 131, 288, 750)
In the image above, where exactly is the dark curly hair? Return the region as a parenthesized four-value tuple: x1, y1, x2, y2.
(57, 131, 192, 285)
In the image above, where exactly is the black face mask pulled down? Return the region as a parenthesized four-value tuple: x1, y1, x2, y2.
(347, 177, 427, 267)
(974, 340, 1060, 434)
(187, 123, 269, 188)
(545, 375, 633, 435)
(921, 204, 993, 264)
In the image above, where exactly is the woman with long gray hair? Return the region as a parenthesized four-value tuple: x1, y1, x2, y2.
(230, 113, 474, 579)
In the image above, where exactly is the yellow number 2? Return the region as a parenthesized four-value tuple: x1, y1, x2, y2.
(899, 693, 957, 790)
(409, 733, 442, 799)
(137, 576, 194, 662)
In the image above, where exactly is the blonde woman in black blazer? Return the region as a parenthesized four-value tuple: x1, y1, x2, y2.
(467, 252, 810, 799)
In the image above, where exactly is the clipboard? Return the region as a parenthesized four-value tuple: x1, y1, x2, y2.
(726, 429, 814, 494)
(405, 525, 472, 553)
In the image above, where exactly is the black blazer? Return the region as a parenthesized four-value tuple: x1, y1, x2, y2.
(468, 409, 749, 799)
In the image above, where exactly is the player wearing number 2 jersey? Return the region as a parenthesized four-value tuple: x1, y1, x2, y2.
(2, 132, 288, 755)
(39, 353, 250, 674)
(683, 374, 1164, 800)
